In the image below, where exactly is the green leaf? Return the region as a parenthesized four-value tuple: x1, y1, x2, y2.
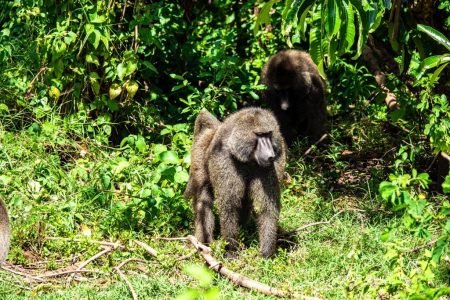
(283, 0, 315, 36)
(113, 161, 130, 175)
(296, 4, 312, 40)
(85, 24, 94, 37)
(443, 175, 450, 194)
(417, 24, 450, 51)
(379, 181, 397, 201)
(142, 61, 159, 74)
(86, 53, 99, 65)
(174, 170, 189, 184)
(254, 0, 279, 35)
(135, 136, 147, 153)
(348, 0, 379, 59)
(117, 63, 126, 80)
(159, 151, 179, 164)
(309, 25, 323, 75)
(430, 62, 449, 83)
(431, 238, 448, 262)
(418, 55, 450, 78)
(326, 0, 339, 37)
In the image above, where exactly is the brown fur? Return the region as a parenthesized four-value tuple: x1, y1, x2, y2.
(184, 110, 220, 244)
(185, 108, 286, 257)
(261, 49, 327, 144)
(0, 198, 10, 263)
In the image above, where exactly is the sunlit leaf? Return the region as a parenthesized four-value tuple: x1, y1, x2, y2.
(254, 0, 279, 35)
(159, 151, 179, 164)
(417, 24, 450, 51)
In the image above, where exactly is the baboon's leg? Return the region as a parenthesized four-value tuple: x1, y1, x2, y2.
(216, 178, 245, 255)
(194, 186, 214, 244)
(250, 174, 280, 258)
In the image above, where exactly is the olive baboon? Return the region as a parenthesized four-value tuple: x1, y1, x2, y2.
(0, 198, 10, 263)
(261, 49, 327, 145)
(184, 110, 221, 244)
(184, 108, 286, 257)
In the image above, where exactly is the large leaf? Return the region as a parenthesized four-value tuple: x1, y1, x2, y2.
(326, 0, 340, 37)
(417, 24, 450, 51)
(418, 54, 450, 78)
(254, 0, 279, 35)
(309, 25, 324, 77)
(348, 0, 376, 59)
(296, 4, 312, 40)
(283, 0, 315, 36)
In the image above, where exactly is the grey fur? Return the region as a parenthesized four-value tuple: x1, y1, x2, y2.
(0, 198, 10, 263)
(261, 49, 327, 145)
(185, 108, 286, 257)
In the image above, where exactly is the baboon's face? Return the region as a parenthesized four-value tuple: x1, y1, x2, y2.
(253, 132, 276, 167)
(271, 83, 292, 110)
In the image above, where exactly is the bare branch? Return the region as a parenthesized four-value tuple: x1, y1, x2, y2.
(185, 235, 321, 299)
(0, 266, 44, 282)
(76, 246, 115, 270)
(303, 134, 329, 156)
(114, 267, 138, 300)
(134, 240, 158, 257)
(116, 258, 147, 270)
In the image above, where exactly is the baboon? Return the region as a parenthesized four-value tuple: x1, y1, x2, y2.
(185, 108, 286, 257)
(184, 110, 221, 244)
(0, 198, 10, 263)
(261, 49, 327, 145)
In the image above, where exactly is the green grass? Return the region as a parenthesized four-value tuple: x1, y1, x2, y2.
(0, 114, 447, 299)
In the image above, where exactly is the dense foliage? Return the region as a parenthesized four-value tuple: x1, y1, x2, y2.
(0, 0, 449, 299)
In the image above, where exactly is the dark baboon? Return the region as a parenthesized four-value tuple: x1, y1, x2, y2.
(0, 198, 10, 263)
(262, 49, 327, 145)
(185, 108, 286, 257)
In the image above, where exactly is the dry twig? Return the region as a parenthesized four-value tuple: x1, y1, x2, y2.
(303, 134, 328, 156)
(40, 269, 103, 278)
(176, 250, 197, 261)
(295, 210, 343, 232)
(114, 266, 138, 300)
(76, 246, 115, 270)
(116, 258, 147, 270)
(409, 239, 438, 253)
(133, 240, 158, 257)
(0, 266, 44, 283)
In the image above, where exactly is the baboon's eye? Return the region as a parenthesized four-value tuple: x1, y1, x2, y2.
(254, 131, 272, 138)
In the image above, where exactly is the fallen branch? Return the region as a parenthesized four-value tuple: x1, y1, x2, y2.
(185, 235, 321, 299)
(0, 266, 44, 283)
(157, 237, 190, 241)
(116, 258, 147, 270)
(76, 246, 115, 270)
(114, 258, 141, 300)
(40, 269, 103, 278)
(295, 221, 330, 232)
(408, 239, 438, 253)
(176, 250, 197, 261)
(133, 240, 158, 257)
(67, 245, 116, 284)
(303, 134, 328, 156)
(114, 266, 138, 300)
(295, 210, 343, 232)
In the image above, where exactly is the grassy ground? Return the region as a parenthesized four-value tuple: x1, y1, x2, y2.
(0, 113, 445, 299)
